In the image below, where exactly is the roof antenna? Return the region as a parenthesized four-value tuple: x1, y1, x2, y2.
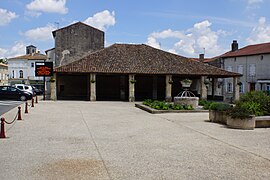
(55, 22, 60, 29)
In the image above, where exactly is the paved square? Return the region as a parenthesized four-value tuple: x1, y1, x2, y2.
(1, 101, 270, 179)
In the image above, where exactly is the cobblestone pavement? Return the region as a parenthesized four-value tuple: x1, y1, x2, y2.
(1, 101, 270, 180)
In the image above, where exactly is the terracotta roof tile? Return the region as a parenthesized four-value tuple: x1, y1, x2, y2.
(221, 42, 270, 58)
(0, 63, 8, 67)
(55, 44, 241, 77)
(9, 53, 47, 60)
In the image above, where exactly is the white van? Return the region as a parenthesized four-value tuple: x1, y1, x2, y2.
(14, 84, 35, 95)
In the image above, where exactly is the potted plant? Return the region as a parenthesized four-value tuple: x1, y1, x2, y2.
(168, 80, 173, 84)
(130, 79, 136, 84)
(90, 79, 96, 83)
(209, 102, 232, 124)
(50, 77, 56, 82)
(226, 105, 255, 130)
(204, 79, 210, 85)
(181, 79, 192, 88)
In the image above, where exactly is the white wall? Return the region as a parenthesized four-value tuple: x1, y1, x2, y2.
(223, 53, 270, 100)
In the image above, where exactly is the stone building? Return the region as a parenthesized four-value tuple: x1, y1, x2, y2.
(0, 63, 8, 85)
(207, 41, 270, 101)
(51, 44, 241, 102)
(52, 22, 104, 67)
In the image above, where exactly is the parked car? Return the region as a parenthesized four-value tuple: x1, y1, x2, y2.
(14, 84, 35, 96)
(0, 86, 33, 101)
(31, 86, 43, 95)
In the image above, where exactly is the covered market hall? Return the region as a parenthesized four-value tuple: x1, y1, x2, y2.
(51, 44, 241, 102)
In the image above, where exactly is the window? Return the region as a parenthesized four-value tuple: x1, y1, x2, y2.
(0, 86, 8, 91)
(31, 62, 34, 67)
(12, 70, 14, 78)
(226, 66, 233, 72)
(17, 86, 23, 90)
(237, 65, 243, 74)
(239, 83, 244, 93)
(19, 70, 23, 78)
(249, 64, 256, 76)
(227, 82, 233, 93)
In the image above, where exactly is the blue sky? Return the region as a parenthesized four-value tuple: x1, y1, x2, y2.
(1, 0, 270, 58)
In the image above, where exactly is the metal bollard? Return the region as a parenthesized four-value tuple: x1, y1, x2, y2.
(17, 107, 22, 120)
(0, 117, 6, 138)
(31, 98, 34, 107)
(35, 95, 38, 104)
(25, 102, 28, 114)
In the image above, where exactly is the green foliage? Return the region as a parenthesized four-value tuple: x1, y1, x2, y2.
(239, 102, 265, 116)
(227, 105, 252, 119)
(0, 58, 7, 64)
(238, 91, 270, 116)
(199, 100, 214, 110)
(209, 102, 232, 112)
(143, 99, 194, 111)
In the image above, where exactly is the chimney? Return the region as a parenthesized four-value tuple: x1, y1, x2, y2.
(199, 54, 205, 62)
(231, 40, 238, 52)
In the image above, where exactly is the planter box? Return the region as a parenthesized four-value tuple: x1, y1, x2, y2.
(209, 110, 215, 122)
(209, 110, 227, 124)
(226, 116, 255, 130)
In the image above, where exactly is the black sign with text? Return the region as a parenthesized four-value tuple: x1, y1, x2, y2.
(35, 62, 53, 76)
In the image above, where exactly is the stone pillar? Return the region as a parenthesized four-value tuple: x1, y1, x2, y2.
(90, 73, 96, 101)
(200, 76, 207, 100)
(211, 78, 215, 99)
(153, 76, 158, 100)
(50, 73, 57, 100)
(165, 75, 172, 102)
(233, 76, 240, 101)
(129, 74, 135, 102)
(214, 78, 219, 95)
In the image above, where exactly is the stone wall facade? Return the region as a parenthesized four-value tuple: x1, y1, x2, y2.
(54, 22, 104, 67)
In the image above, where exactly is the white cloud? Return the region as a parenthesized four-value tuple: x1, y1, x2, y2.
(246, 0, 264, 9)
(247, 0, 263, 4)
(22, 24, 57, 41)
(246, 17, 270, 44)
(146, 20, 226, 57)
(0, 8, 18, 26)
(0, 42, 26, 59)
(84, 10, 116, 31)
(26, 0, 68, 14)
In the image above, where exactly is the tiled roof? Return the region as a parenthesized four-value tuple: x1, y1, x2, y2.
(0, 63, 8, 67)
(9, 53, 47, 60)
(55, 44, 241, 77)
(221, 42, 270, 58)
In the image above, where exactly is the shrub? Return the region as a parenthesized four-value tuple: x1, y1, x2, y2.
(143, 99, 153, 106)
(209, 102, 232, 112)
(200, 100, 214, 110)
(199, 100, 208, 106)
(238, 91, 270, 115)
(142, 99, 194, 111)
(227, 105, 252, 119)
(239, 101, 265, 116)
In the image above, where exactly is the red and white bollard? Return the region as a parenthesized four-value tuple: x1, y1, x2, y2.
(17, 107, 22, 120)
(25, 102, 28, 114)
(0, 117, 6, 138)
(31, 98, 34, 107)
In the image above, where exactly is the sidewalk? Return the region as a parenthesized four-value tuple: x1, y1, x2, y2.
(0, 101, 270, 180)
